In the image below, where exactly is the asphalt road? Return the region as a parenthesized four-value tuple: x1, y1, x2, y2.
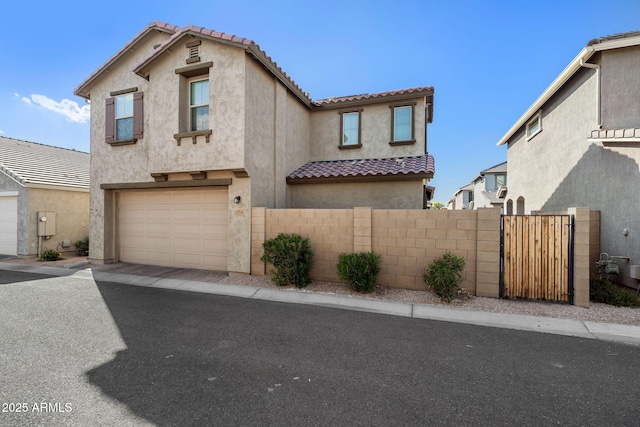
(1, 271, 639, 426)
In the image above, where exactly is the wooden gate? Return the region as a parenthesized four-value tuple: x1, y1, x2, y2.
(500, 215, 574, 303)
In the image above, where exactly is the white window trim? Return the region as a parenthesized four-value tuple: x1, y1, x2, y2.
(339, 109, 363, 148)
(526, 112, 542, 140)
(189, 77, 209, 132)
(115, 93, 134, 141)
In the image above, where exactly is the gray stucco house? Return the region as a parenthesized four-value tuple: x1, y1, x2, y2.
(74, 22, 436, 274)
(497, 30, 640, 290)
(0, 136, 90, 257)
(449, 161, 506, 211)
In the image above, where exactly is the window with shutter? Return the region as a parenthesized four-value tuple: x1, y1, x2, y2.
(105, 89, 143, 145)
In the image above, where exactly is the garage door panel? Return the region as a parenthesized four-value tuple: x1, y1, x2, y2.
(173, 223, 204, 235)
(118, 189, 228, 270)
(0, 196, 18, 255)
(146, 209, 173, 220)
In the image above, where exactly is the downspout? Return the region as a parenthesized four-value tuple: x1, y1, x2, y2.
(579, 59, 601, 128)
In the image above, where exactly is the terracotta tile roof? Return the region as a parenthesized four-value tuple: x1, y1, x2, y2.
(286, 155, 435, 184)
(130, 23, 312, 106)
(0, 137, 90, 189)
(314, 87, 434, 106)
(75, 21, 179, 98)
(76, 21, 433, 111)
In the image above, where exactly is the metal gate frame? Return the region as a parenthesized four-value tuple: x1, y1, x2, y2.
(500, 214, 575, 304)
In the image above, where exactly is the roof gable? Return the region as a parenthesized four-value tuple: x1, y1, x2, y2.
(0, 137, 90, 190)
(74, 21, 179, 99)
(75, 22, 433, 110)
(497, 30, 640, 146)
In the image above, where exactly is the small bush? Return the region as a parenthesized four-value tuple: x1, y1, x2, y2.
(74, 237, 89, 256)
(40, 249, 64, 262)
(260, 233, 314, 288)
(590, 276, 640, 307)
(423, 252, 466, 303)
(337, 252, 382, 293)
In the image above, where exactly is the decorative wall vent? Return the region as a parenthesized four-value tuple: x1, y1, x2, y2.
(186, 40, 201, 64)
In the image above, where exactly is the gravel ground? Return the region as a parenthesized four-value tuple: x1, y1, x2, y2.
(4, 256, 640, 326)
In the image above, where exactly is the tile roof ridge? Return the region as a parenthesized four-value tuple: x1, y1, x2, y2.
(314, 86, 434, 105)
(0, 136, 89, 155)
(75, 21, 180, 98)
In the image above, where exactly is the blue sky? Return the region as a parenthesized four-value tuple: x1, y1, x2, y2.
(1, 0, 639, 202)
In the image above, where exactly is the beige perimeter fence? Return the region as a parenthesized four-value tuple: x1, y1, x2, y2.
(251, 207, 598, 308)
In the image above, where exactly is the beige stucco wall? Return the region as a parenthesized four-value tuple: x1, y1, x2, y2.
(287, 181, 425, 210)
(87, 32, 168, 263)
(146, 42, 246, 173)
(506, 49, 640, 289)
(601, 46, 640, 129)
(27, 188, 89, 256)
(244, 58, 311, 209)
(309, 99, 427, 161)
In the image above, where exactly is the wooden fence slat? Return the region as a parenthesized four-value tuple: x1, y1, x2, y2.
(501, 214, 572, 303)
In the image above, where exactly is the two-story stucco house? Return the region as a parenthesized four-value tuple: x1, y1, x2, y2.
(448, 161, 506, 211)
(74, 22, 435, 274)
(497, 30, 640, 290)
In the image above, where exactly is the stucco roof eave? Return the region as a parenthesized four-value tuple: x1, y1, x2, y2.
(497, 31, 640, 147)
(74, 22, 179, 99)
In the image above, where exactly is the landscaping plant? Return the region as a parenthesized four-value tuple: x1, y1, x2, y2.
(74, 237, 89, 256)
(39, 249, 64, 262)
(260, 233, 314, 288)
(336, 252, 382, 293)
(590, 275, 640, 307)
(423, 252, 466, 302)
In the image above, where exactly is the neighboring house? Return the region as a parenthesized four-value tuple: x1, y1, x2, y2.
(497, 30, 640, 289)
(0, 136, 90, 257)
(449, 161, 507, 210)
(449, 183, 474, 210)
(74, 22, 436, 274)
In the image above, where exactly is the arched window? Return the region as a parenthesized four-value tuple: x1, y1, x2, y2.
(506, 199, 513, 215)
(516, 197, 525, 215)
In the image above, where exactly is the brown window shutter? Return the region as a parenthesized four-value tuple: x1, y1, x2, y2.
(133, 91, 144, 139)
(105, 97, 115, 143)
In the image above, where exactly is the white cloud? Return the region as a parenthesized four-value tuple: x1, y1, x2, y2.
(21, 94, 90, 123)
(0, 130, 4, 134)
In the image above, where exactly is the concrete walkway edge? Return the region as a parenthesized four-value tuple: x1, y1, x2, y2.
(2, 262, 640, 346)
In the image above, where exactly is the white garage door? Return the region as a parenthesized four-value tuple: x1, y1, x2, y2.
(118, 188, 228, 270)
(0, 194, 18, 255)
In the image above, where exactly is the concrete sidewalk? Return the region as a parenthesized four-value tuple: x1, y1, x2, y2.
(2, 261, 640, 346)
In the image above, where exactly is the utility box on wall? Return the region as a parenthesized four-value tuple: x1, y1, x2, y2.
(37, 211, 56, 237)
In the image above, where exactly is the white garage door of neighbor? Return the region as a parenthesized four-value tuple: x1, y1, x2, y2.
(0, 195, 18, 255)
(118, 188, 228, 270)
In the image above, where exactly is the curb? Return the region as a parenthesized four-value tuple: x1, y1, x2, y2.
(2, 262, 640, 346)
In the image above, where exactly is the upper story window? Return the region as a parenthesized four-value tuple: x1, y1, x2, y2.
(190, 79, 209, 131)
(495, 174, 506, 188)
(115, 93, 134, 140)
(105, 88, 143, 145)
(390, 103, 416, 145)
(173, 62, 213, 145)
(339, 110, 362, 149)
(526, 112, 542, 140)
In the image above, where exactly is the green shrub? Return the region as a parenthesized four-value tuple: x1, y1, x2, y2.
(40, 249, 64, 262)
(260, 233, 314, 288)
(590, 276, 640, 307)
(423, 252, 466, 303)
(74, 237, 89, 256)
(337, 252, 382, 293)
